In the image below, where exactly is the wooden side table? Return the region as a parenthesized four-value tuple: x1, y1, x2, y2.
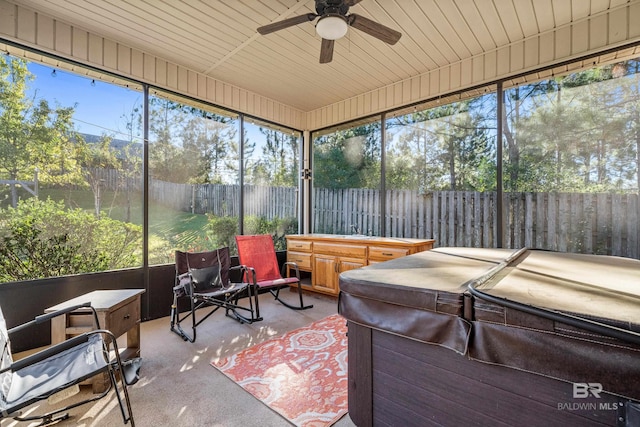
(45, 289, 145, 393)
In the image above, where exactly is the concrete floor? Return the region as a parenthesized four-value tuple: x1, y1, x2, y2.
(2, 290, 356, 427)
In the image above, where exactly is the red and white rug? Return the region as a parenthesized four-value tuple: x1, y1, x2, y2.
(211, 314, 348, 427)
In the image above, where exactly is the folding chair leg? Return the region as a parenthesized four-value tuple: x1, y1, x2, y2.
(170, 294, 198, 343)
(109, 359, 136, 426)
(23, 411, 70, 426)
(250, 285, 263, 322)
(13, 381, 113, 425)
(270, 285, 313, 311)
(225, 285, 261, 324)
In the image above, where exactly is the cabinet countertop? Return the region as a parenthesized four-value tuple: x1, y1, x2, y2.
(286, 234, 435, 247)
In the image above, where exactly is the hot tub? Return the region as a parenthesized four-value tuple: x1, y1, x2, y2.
(338, 247, 640, 426)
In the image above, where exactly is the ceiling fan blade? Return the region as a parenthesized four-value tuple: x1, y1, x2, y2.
(345, 0, 364, 6)
(348, 14, 402, 45)
(319, 38, 335, 64)
(257, 13, 317, 35)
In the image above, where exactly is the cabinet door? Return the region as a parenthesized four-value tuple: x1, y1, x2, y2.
(337, 258, 366, 293)
(339, 258, 365, 274)
(313, 255, 338, 294)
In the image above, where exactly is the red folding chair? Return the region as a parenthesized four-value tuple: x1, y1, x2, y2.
(235, 234, 313, 321)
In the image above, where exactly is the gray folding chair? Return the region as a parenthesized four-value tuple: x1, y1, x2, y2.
(0, 302, 136, 426)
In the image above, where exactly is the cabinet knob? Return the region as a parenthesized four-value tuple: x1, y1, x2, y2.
(124, 314, 130, 319)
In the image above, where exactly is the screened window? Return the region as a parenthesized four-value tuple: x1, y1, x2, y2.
(312, 119, 382, 236)
(502, 59, 640, 257)
(243, 119, 300, 250)
(0, 55, 143, 281)
(385, 92, 497, 242)
(147, 91, 240, 263)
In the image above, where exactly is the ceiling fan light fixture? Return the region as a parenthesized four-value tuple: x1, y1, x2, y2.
(316, 15, 348, 40)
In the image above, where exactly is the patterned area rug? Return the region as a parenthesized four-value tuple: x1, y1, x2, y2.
(211, 314, 348, 427)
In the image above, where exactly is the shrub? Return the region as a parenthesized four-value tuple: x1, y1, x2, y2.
(205, 215, 239, 251)
(0, 198, 142, 282)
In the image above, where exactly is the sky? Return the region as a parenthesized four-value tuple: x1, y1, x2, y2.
(25, 61, 275, 149)
(27, 62, 143, 141)
(20, 58, 305, 184)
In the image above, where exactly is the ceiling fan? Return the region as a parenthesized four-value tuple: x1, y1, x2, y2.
(257, 0, 402, 64)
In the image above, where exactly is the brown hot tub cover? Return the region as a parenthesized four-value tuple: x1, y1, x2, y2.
(339, 247, 640, 402)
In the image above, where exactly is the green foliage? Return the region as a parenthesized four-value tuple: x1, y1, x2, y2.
(206, 214, 297, 253)
(244, 215, 298, 250)
(0, 56, 85, 208)
(0, 198, 142, 282)
(248, 127, 299, 186)
(386, 98, 496, 192)
(314, 123, 382, 189)
(503, 60, 640, 193)
(147, 96, 239, 184)
(205, 215, 238, 250)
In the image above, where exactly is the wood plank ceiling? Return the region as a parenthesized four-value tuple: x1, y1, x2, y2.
(6, 0, 635, 112)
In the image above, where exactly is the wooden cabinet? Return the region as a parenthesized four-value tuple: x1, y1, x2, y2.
(312, 241, 366, 294)
(286, 234, 434, 296)
(368, 245, 409, 264)
(286, 238, 313, 272)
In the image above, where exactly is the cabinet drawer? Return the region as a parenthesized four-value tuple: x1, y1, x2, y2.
(314, 242, 366, 258)
(108, 300, 139, 337)
(368, 246, 409, 261)
(287, 240, 312, 252)
(287, 251, 312, 270)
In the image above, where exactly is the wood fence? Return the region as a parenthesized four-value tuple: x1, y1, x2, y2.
(149, 179, 298, 219)
(133, 175, 640, 259)
(313, 189, 640, 259)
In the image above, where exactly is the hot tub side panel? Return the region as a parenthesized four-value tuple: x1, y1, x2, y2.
(348, 321, 624, 427)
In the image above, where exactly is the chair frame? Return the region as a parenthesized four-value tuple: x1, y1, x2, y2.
(170, 248, 259, 343)
(0, 302, 135, 426)
(236, 234, 313, 321)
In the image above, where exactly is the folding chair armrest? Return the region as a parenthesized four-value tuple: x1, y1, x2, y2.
(229, 264, 249, 282)
(282, 261, 300, 279)
(8, 303, 97, 335)
(241, 266, 257, 284)
(174, 272, 194, 295)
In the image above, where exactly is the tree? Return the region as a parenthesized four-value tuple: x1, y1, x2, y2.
(313, 122, 381, 189)
(181, 114, 237, 184)
(386, 97, 495, 192)
(147, 96, 240, 184)
(148, 96, 189, 182)
(119, 101, 143, 222)
(249, 128, 298, 186)
(79, 134, 120, 218)
(505, 63, 638, 193)
(0, 56, 83, 207)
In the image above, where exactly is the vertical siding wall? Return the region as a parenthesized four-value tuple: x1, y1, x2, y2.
(0, 0, 305, 130)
